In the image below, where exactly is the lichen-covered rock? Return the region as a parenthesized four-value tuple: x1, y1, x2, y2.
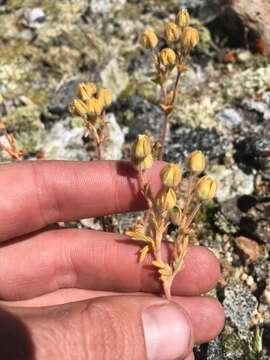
(167, 126, 231, 163)
(223, 282, 258, 328)
(119, 96, 164, 141)
(43, 119, 88, 161)
(208, 164, 254, 202)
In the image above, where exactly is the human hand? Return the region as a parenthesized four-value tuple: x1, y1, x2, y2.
(0, 160, 224, 360)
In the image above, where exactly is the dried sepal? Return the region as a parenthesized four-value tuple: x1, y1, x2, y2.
(77, 83, 97, 101)
(176, 8, 190, 28)
(164, 22, 180, 43)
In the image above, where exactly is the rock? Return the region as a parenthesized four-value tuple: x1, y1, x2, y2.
(120, 96, 164, 141)
(242, 94, 270, 122)
(236, 134, 270, 170)
(236, 50, 252, 63)
(100, 59, 129, 101)
(90, 0, 126, 14)
(103, 113, 124, 160)
(217, 108, 242, 130)
(223, 282, 258, 328)
(235, 236, 262, 262)
(251, 258, 269, 283)
(167, 126, 231, 163)
(48, 80, 81, 116)
(206, 337, 224, 360)
(24, 8, 46, 29)
(43, 119, 88, 161)
(208, 165, 254, 202)
(220, 195, 270, 244)
(221, 0, 270, 54)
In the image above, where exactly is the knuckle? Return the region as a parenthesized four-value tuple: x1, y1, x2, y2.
(81, 301, 138, 360)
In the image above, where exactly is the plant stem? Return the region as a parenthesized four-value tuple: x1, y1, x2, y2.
(159, 111, 169, 160)
(163, 280, 172, 301)
(171, 71, 181, 105)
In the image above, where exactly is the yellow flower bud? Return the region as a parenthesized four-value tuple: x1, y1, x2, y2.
(170, 206, 182, 226)
(77, 83, 97, 101)
(69, 99, 88, 117)
(156, 188, 177, 211)
(176, 8, 190, 27)
(98, 88, 112, 108)
(186, 151, 205, 173)
(136, 153, 154, 171)
(85, 98, 103, 116)
(182, 26, 199, 49)
(196, 175, 217, 201)
(164, 22, 180, 43)
(132, 134, 152, 159)
(160, 164, 181, 187)
(160, 48, 176, 66)
(141, 29, 158, 49)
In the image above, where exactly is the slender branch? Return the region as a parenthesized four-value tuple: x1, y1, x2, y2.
(171, 70, 181, 105)
(159, 111, 169, 160)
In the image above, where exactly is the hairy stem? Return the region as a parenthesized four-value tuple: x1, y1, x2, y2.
(159, 111, 169, 160)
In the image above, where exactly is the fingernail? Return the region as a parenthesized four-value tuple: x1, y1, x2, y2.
(142, 303, 192, 360)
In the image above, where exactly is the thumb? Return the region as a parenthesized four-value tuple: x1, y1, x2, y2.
(21, 295, 194, 360)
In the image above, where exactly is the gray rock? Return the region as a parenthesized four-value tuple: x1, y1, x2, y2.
(48, 80, 81, 116)
(223, 282, 258, 328)
(207, 337, 224, 360)
(24, 8, 46, 29)
(208, 164, 254, 202)
(220, 195, 270, 244)
(123, 96, 164, 141)
(166, 126, 231, 163)
(217, 108, 242, 129)
(90, 0, 126, 14)
(103, 113, 124, 160)
(242, 95, 270, 122)
(100, 59, 129, 101)
(43, 119, 88, 161)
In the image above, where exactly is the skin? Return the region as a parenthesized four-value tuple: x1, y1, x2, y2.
(0, 160, 225, 359)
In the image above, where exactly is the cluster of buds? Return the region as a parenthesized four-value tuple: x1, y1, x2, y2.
(69, 82, 112, 159)
(128, 138, 217, 299)
(140, 9, 200, 160)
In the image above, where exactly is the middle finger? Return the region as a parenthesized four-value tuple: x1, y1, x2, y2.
(0, 228, 220, 301)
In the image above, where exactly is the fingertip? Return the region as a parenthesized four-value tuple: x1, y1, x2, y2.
(173, 246, 220, 295)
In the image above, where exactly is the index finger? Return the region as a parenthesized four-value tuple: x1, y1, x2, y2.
(0, 160, 164, 242)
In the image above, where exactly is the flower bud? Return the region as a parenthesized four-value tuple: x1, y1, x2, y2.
(160, 48, 176, 66)
(160, 164, 181, 187)
(132, 134, 152, 159)
(156, 188, 177, 211)
(97, 88, 112, 108)
(141, 29, 158, 49)
(77, 83, 97, 101)
(196, 175, 217, 201)
(136, 153, 154, 171)
(186, 150, 205, 173)
(176, 9, 190, 27)
(164, 22, 180, 43)
(69, 99, 88, 117)
(182, 27, 199, 49)
(170, 206, 182, 226)
(85, 98, 103, 116)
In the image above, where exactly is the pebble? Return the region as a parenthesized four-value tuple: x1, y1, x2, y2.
(217, 108, 242, 129)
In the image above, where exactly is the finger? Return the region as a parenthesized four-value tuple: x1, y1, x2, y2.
(10, 295, 194, 360)
(1, 290, 224, 345)
(0, 229, 220, 300)
(185, 354, 194, 360)
(0, 160, 164, 242)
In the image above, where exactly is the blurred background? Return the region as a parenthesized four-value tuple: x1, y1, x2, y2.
(0, 0, 269, 358)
